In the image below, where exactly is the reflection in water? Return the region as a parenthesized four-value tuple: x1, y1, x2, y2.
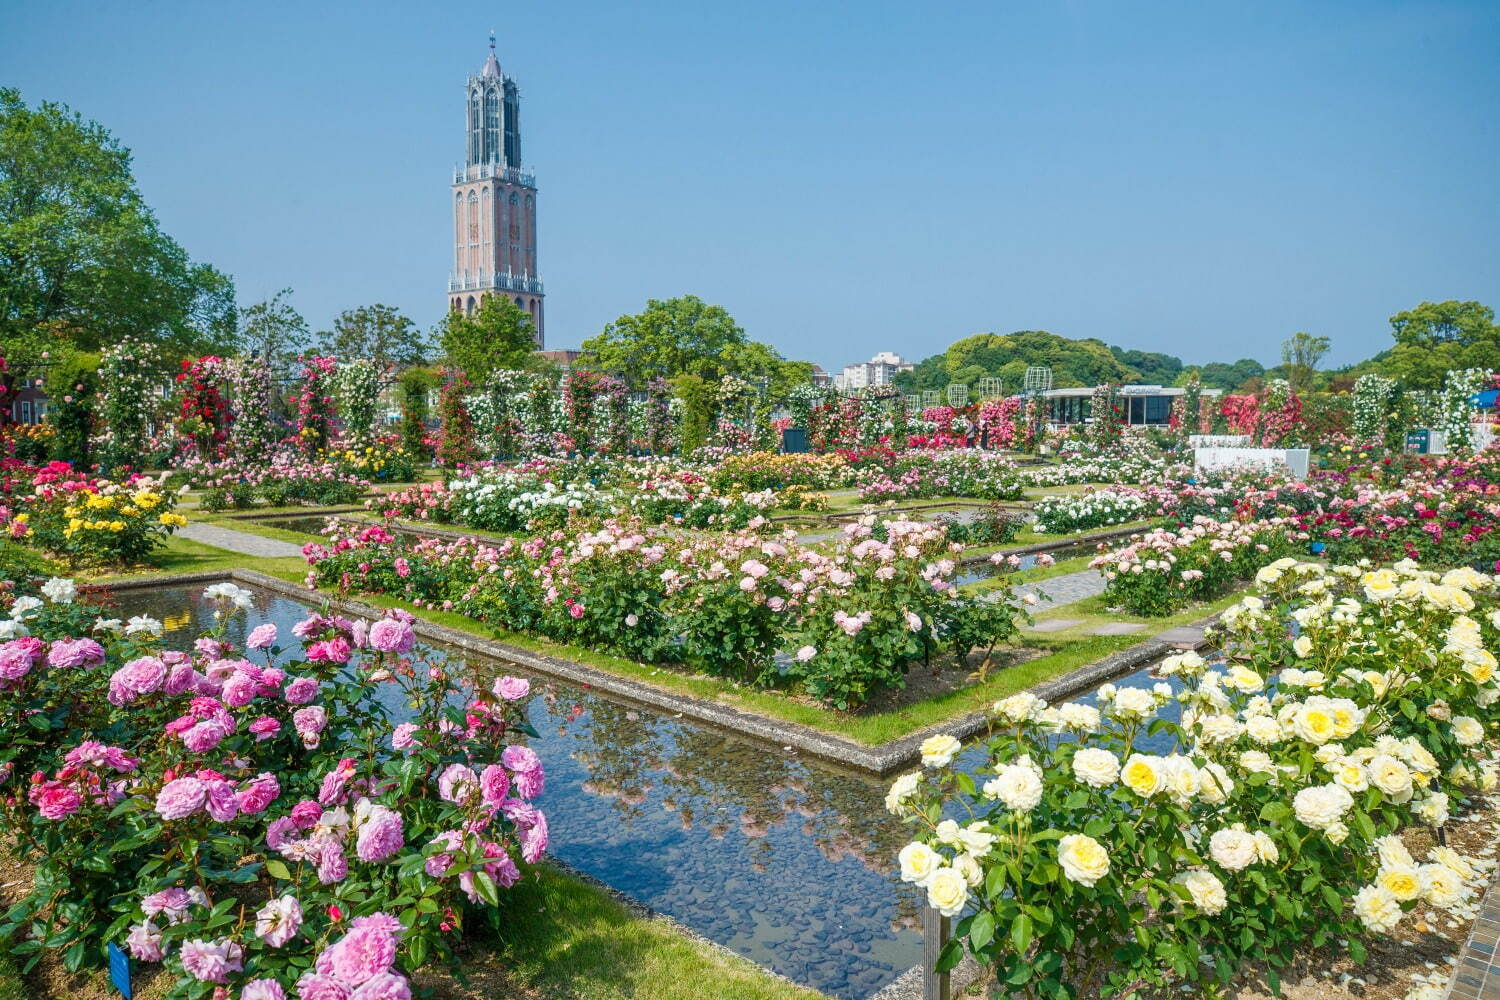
(106, 583, 924, 999)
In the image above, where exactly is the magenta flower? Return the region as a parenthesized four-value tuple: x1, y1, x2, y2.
(325, 924, 397, 985)
(236, 772, 281, 815)
(317, 842, 349, 884)
(46, 637, 105, 669)
(141, 887, 191, 920)
(348, 971, 412, 999)
(178, 937, 242, 983)
(521, 809, 549, 863)
(182, 719, 229, 753)
(389, 723, 419, 752)
(247, 623, 278, 649)
(124, 921, 164, 962)
(163, 663, 196, 696)
(438, 764, 478, 805)
(492, 675, 530, 701)
(155, 777, 207, 820)
(296, 706, 329, 749)
(355, 804, 405, 863)
(29, 780, 81, 819)
(293, 973, 351, 1000)
(0, 637, 43, 681)
(249, 716, 282, 741)
(107, 656, 166, 704)
(514, 766, 544, 800)
(368, 618, 414, 654)
(255, 894, 303, 948)
(266, 816, 299, 851)
(479, 764, 510, 806)
(284, 676, 320, 704)
(203, 779, 240, 823)
(425, 830, 462, 877)
(501, 745, 541, 774)
(240, 979, 288, 1000)
(220, 671, 257, 707)
(317, 758, 356, 805)
(290, 799, 323, 829)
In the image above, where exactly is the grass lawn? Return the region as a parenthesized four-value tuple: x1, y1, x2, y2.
(0, 861, 817, 1000)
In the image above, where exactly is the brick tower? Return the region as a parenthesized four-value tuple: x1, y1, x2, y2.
(447, 36, 544, 346)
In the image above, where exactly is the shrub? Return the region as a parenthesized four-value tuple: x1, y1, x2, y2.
(0, 580, 551, 994)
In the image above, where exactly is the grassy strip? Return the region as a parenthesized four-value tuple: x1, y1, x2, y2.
(486, 865, 823, 1000)
(88, 536, 1226, 747)
(0, 950, 28, 1000)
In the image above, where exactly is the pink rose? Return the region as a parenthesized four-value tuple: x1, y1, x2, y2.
(236, 772, 280, 815)
(492, 676, 530, 701)
(155, 777, 207, 819)
(249, 716, 282, 741)
(29, 780, 81, 819)
(368, 618, 414, 654)
(246, 623, 278, 649)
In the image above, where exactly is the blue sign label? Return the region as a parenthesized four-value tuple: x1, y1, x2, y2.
(107, 941, 132, 999)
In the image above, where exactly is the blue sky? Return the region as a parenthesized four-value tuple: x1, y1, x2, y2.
(6, 0, 1498, 372)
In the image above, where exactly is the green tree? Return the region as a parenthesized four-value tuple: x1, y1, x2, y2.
(437, 295, 537, 383)
(581, 295, 787, 384)
(237, 289, 311, 375)
(1110, 347, 1183, 385)
(1280, 331, 1330, 393)
(1193, 358, 1266, 392)
(318, 303, 427, 367)
(1381, 300, 1500, 389)
(0, 88, 235, 357)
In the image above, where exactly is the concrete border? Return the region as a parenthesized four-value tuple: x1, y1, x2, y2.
(100, 569, 1220, 778)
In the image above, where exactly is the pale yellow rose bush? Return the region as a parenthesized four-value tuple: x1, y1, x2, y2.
(890, 557, 1500, 999)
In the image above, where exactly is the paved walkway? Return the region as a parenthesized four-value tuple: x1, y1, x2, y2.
(1447, 868, 1500, 999)
(979, 567, 1107, 610)
(178, 522, 305, 559)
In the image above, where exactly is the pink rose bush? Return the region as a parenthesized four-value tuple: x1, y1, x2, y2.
(305, 513, 1031, 707)
(0, 580, 549, 994)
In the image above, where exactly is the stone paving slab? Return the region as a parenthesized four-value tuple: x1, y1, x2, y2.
(1446, 867, 1500, 999)
(1156, 626, 1208, 647)
(1089, 622, 1146, 636)
(1025, 618, 1085, 633)
(177, 522, 305, 559)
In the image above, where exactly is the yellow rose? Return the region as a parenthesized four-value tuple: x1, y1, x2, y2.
(1121, 754, 1163, 797)
(1377, 865, 1422, 902)
(1058, 833, 1111, 887)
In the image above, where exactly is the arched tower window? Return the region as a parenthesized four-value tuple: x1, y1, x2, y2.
(466, 191, 478, 245)
(466, 296, 476, 314)
(481, 188, 491, 255)
(483, 88, 500, 162)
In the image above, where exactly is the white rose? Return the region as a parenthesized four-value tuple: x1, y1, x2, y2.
(1208, 828, 1258, 871)
(1452, 716, 1485, 746)
(898, 842, 940, 886)
(885, 772, 920, 815)
(1071, 748, 1120, 788)
(1057, 702, 1101, 731)
(1252, 831, 1279, 864)
(1245, 715, 1282, 745)
(1172, 869, 1227, 915)
(993, 692, 1045, 723)
(1109, 686, 1156, 721)
(920, 734, 961, 768)
(1353, 884, 1402, 933)
(1414, 792, 1450, 828)
(1292, 635, 1313, 658)
(984, 763, 1044, 813)
(925, 866, 969, 917)
(1375, 834, 1414, 870)
(1057, 834, 1110, 887)
(1368, 754, 1413, 802)
(1293, 784, 1353, 830)
(1197, 762, 1235, 804)
(1377, 864, 1423, 902)
(954, 852, 984, 888)
(1418, 864, 1466, 908)
(1225, 664, 1265, 694)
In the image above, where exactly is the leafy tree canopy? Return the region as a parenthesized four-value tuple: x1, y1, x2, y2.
(1280, 331, 1331, 393)
(236, 289, 311, 376)
(894, 331, 1138, 395)
(1379, 300, 1499, 390)
(579, 295, 805, 390)
(0, 88, 235, 359)
(1110, 347, 1183, 385)
(318, 303, 427, 368)
(437, 294, 539, 383)
(1182, 358, 1267, 392)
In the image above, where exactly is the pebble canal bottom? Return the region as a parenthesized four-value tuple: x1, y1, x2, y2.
(106, 582, 1187, 997)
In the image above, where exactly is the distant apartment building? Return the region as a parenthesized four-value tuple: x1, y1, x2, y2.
(833, 352, 913, 390)
(809, 365, 832, 388)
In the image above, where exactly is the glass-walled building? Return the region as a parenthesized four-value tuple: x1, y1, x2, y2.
(1041, 385, 1221, 427)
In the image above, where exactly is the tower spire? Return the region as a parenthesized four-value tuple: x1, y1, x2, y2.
(481, 31, 502, 78)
